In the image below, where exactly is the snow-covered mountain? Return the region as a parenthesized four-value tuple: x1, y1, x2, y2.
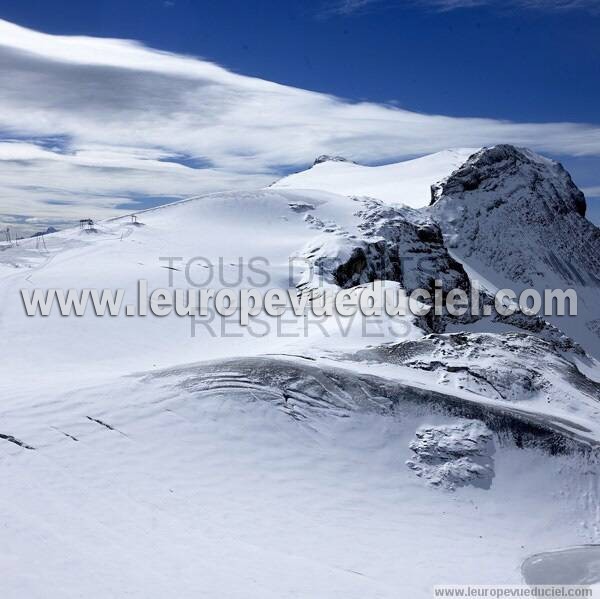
(1, 145, 600, 598)
(272, 148, 477, 207)
(277, 144, 600, 359)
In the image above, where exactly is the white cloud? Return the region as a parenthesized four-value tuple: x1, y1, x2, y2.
(1, 18, 600, 233)
(320, 0, 381, 15)
(583, 186, 600, 198)
(513, 0, 600, 10)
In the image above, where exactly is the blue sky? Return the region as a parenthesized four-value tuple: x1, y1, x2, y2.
(0, 0, 599, 230)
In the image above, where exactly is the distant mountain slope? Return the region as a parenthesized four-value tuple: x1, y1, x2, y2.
(271, 148, 477, 207)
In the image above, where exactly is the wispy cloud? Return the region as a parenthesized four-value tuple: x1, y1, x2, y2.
(583, 186, 600, 198)
(515, 0, 600, 11)
(320, 0, 381, 16)
(322, 0, 600, 15)
(0, 18, 600, 234)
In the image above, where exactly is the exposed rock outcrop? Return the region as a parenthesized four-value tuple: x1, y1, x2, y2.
(406, 420, 495, 490)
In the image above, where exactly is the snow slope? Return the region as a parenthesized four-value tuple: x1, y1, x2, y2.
(271, 148, 477, 207)
(1, 363, 597, 599)
(0, 188, 419, 394)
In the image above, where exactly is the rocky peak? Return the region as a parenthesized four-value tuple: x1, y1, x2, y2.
(430, 144, 586, 218)
(428, 144, 600, 357)
(429, 144, 599, 283)
(313, 155, 352, 166)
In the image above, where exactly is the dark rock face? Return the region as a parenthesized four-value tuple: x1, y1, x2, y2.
(331, 242, 402, 288)
(353, 200, 470, 295)
(431, 145, 586, 217)
(288, 201, 315, 213)
(31, 226, 58, 238)
(301, 198, 472, 330)
(313, 155, 353, 165)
